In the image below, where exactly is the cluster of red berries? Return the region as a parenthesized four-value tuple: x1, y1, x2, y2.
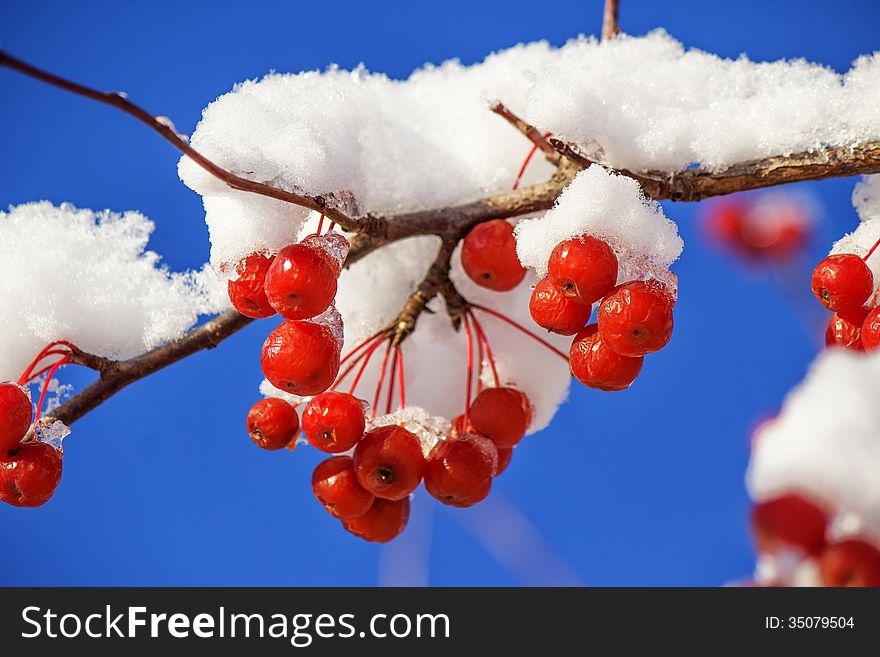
(750, 493, 880, 586)
(527, 235, 675, 391)
(810, 244, 880, 351)
(0, 382, 63, 508)
(246, 383, 530, 542)
(702, 196, 812, 262)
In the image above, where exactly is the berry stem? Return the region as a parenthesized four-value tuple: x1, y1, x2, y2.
(327, 222, 336, 234)
(863, 236, 880, 263)
(468, 310, 501, 387)
(385, 345, 399, 415)
(371, 339, 393, 420)
(33, 355, 71, 424)
(17, 341, 77, 386)
(475, 317, 485, 393)
(347, 337, 387, 395)
(333, 330, 390, 390)
(315, 212, 325, 237)
(463, 312, 475, 427)
(21, 351, 77, 385)
(340, 327, 392, 367)
(470, 303, 569, 361)
(512, 132, 553, 191)
(396, 346, 406, 410)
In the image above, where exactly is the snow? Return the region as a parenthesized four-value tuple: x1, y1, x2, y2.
(747, 349, 880, 542)
(0, 202, 229, 382)
(514, 166, 682, 288)
(830, 175, 880, 282)
(180, 30, 879, 270)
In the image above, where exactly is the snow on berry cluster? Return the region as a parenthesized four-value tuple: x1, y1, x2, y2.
(0, 201, 229, 382)
(179, 31, 880, 270)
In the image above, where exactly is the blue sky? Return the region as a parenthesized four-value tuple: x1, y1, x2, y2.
(1, 0, 877, 585)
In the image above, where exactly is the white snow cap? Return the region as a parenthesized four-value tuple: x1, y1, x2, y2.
(514, 166, 683, 285)
(0, 202, 229, 381)
(179, 31, 879, 269)
(747, 349, 880, 542)
(830, 175, 880, 282)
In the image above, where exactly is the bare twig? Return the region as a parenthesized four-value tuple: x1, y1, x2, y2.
(490, 101, 562, 166)
(602, 0, 621, 41)
(0, 50, 360, 231)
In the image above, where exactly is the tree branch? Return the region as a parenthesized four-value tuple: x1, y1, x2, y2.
(490, 101, 562, 166)
(0, 50, 361, 231)
(602, 0, 621, 41)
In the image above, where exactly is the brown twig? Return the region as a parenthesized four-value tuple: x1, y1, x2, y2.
(0, 50, 360, 231)
(490, 101, 562, 166)
(602, 0, 621, 41)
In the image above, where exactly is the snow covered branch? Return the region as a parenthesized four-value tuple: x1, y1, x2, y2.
(0, 51, 360, 231)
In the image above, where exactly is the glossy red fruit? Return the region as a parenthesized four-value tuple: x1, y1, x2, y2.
(227, 253, 276, 319)
(449, 414, 474, 439)
(303, 392, 366, 453)
(0, 442, 63, 507)
(597, 280, 675, 356)
(751, 494, 828, 557)
(529, 277, 591, 335)
(811, 254, 873, 312)
(495, 447, 513, 476)
(548, 236, 618, 305)
(261, 320, 340, 396)
(353, 426, 425, 501)
(311, 456, 375, 519)
(569, 324, 643, 391)
(460, 220, 526, 292)
(264, 244, 338, 320)
(825, 306, 870, 351)
(820, 539, 880, 587)
(860, 306, 880, 351)
(468, 387, 532, 449)
(424, 433, 498, 508)
(246, 398, 299, 450)
(342, 497, 409, 543)
(0, 383, 32, 455)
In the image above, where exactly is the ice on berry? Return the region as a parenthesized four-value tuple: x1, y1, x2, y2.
(515, 166, 683, 286)
(368, 406, 451, 458)
(34, 419, 71, 450)
(747, 349, 880, 543)
(258, 379, 311, 407)
(0, 202, 230, 382)
(308, 304, 345, 346)
(301, 232, 350, 273)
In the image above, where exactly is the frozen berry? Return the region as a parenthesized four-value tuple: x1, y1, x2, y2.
(227, 253, 276, 319)
(0, 382, 32, 455)
(312, 456, 375, 519)
(342, 497, 409, 543)
(264, 244, 338, 320)
(469, 387, 532, 449)
(246, 398, 299, 450)
(460, 220, 526, 292)
(261, 320, 340, 396)
(825, 306, 870, 351)
(529, 277, 591, 335)
(353, 426, 425, 501)
(751, 494, 827, 557)
(811, 254, 873, 312)
(570, 324, 643, 391)
(303, 391, 366, 453)
(424, 433, 498, 507)
(495, 447, 513, 476)
(0, 441, 62, 508)
(548, 236, 618, 305)
(860, 306, 880, 351)
(597, 280, 675, 357)
(820, 539, 880, 587)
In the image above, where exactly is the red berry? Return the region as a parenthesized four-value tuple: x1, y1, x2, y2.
(702, 199, 749, 248)
(353, 426, 425, 501)
(548, 236, 618, 305)
(811, 254, 873, 312)
(860, 306, 880, 351)
(303, 392, 366, 453)
(227, 253, 276, 319)
(820, 539, 880, 587)
(751, 494, 827, 557)
(0, 383, 32, 455)
(529, 277, 591, 335)
(261, 320, 340, 396)
(495, 447, 513, 476)
(460, 220, 526, 291)
(342, 497, 409, 543)
(569, 324, 643, 391)
(246, 398, 299, 450)
(449, 414, 474, 439)
(424, 433, 498, 508)
(311, 456, 375, 519)
(264, 244, 338, 320)
(0, 442, 63, 508)
(597, 280, 675, 356)
(825, 306, 870, 351)
(468, 387, 532, 449)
